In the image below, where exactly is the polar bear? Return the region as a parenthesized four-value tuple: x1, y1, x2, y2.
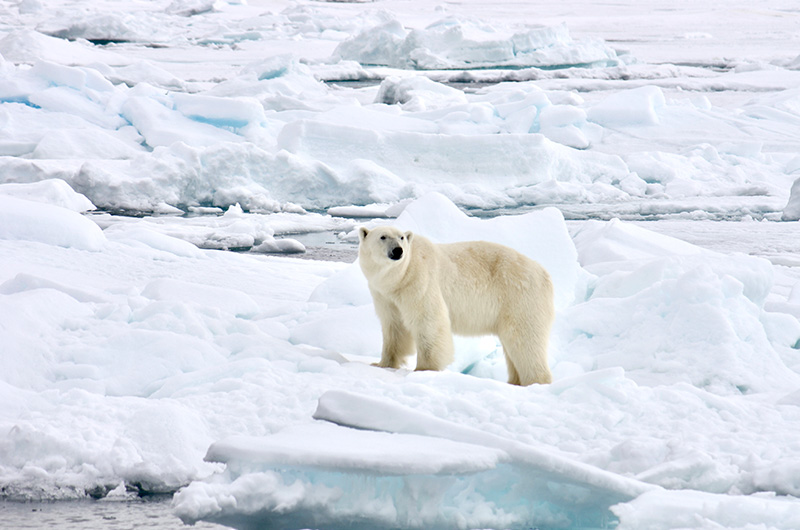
(358, 225, 554, 385)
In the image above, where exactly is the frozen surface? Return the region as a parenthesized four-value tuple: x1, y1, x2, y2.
(2, 1, 799, 215)
(2, 0, 800, 529)
(0, 194, 105, 251)
(333, 17, 619, 70)
(173, 392, 654, 529)
(783, 176, 800, 221)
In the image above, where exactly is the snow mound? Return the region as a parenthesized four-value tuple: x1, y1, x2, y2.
(333, 17, 619, 70)
(0, 29, 128, 66)
(565, 219, 800, 394)
(0, 179, 95, 212)
(0, 195, 104, 250)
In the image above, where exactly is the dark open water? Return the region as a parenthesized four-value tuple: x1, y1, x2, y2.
(0, 498, 226, 530)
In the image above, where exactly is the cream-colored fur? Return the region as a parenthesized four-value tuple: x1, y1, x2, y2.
(358, 225, 554, 385)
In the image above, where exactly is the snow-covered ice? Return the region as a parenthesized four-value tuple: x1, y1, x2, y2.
(332, 17, 620, 70)
(173, 391, 656, 529)
(2, 0, 799, 215)
(2, 0, 800, 529)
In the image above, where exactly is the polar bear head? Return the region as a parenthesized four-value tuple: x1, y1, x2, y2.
(358, 226, 415, 287)
(358, 226, 414, 265)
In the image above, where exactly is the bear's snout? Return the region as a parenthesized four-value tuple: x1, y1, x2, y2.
(389, 247, 403, 260)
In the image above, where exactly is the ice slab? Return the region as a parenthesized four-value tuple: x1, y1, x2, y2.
(333, 17, 619, 70)
(174, 390, 656, 530)
(612, 488, 800, 530)
(205, 422, 506, 476)
(587, 86, 666, 127)
(313, 390, 655, 500)
(277, 119, 631, 210)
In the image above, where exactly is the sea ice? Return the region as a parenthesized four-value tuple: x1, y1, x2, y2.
(0, 195, 105, 250)
(587, 86, 666, 127)
(612, 489, 800, 530)
(783, 176, 800, 221)
(0, 179, 95, 212)
(173, 391, 655, 530)
(333, 17, 619, 70)
(2, 1, 800, 529)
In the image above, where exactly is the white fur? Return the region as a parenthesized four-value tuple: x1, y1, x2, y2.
(358, 225, 554, 385)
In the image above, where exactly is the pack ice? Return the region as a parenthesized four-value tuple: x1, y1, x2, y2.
(1, 5, 798, 216)
(170, 192, 800, 529)
(2, 0, 800, 529)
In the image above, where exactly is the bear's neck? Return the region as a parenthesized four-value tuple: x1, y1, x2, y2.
(362, 259, 409, 295)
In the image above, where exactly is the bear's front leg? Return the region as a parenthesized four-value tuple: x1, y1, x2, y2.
(376, 319, 415, 369)
(372, 292, 415, 369)
(412, 305, 454, 371)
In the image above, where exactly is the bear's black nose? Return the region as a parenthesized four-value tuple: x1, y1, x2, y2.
(389, 247, 403, 260)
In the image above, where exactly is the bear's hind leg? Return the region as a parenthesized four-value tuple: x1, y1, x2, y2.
(499, 328, 552, 386)
(506, 359, 522, 386)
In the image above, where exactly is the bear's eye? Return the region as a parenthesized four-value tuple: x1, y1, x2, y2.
(400, 236, 404, 240)
(380, 236, 386, 240)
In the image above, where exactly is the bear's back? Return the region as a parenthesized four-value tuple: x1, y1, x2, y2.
(435, 240, 550, 336)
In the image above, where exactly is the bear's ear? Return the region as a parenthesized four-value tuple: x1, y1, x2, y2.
(404, 231, 413, 243)
(358, 226, 369, 241)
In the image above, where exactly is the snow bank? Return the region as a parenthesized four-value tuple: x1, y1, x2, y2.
(73, 142, 366, 213)
(565, 219, 799, 394)
(0, 195, 104, 250)
(333, 17, 619, 69)
(313, 390, 654, 499)
(121, 89, 244, 149)
(0, 179, 95, 212)
(0, 29, 129, 65)
(0, 211, 344, 498)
